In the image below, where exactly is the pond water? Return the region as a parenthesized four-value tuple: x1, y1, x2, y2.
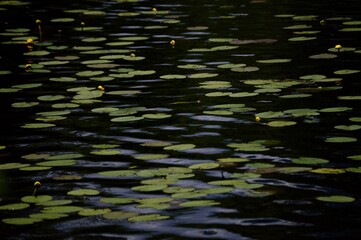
(1, 0, 361, 239)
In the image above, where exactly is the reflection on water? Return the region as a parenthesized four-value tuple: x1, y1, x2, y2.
(0, 0, 361, 239)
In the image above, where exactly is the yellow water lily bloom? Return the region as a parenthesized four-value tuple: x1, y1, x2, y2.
(255, 116, 261, 122)
(97, 85, 105, 91)
(170, 40, 176, 46)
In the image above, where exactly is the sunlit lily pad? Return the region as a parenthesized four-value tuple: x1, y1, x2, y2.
(178, 64, 206, 69)
(160, 74, 187, 79)
(21, 195, 53, 203)
(67, 189, 100, 196)
(292, 157, 329, 165)
(143, 113, 172, 119)
(268, 121, 297, 127)
(111, 116, 144, 122)
(0, 162, 30, 170)
(76, 70, 104, 77)
(164, 144, 196, 151)
(38, 95, 65, 101)
(257, 59, 291, 63)
(100, 197, 136, 205)
(36, 200, 72, 206)
(46, 153, 84, 160)
(12, 102, 39, 108)
(0, 203, 30, 210)
(79, 208, 111, 216)
(103, 211, 138, 220)
(90, 149, 121, 155)
(334, 125, 361, 131)
(288, 36, 316, 41)
(316, 195, 355, 203)
(310, 168, 345, 174)
(227, 142, 269, 152)
(189, 162, 220, 170)
(2, 218, 42, 225)
(309, 53, 337, 59)
(347, 155, 361, 160)
(188, 73, 219, 78)
(324, 137, 357, 143)
(131, 184, 168, 192)
(21, 123, 55, 129)
(334, 69, 360, 75)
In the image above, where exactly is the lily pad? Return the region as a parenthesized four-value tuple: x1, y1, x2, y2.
(189, 162, 220, 170)
(2, 218, 42, 225)
(21, 195, 53, 203)
(21, 123, 55, 129)
(268, 121, 297, 127)
(180, 200, 220, 207)
(316, 195, 355, 203)
(67, 189, 100, 196)
(164, 144, 196, 151)
(79, 208, 111, 216)
(103, 211, 138, 220)
(90, 149, 121, 155)
(325, 137, 357, 143)
(292, 157, 329, 165)
(0, 203, 30, 210)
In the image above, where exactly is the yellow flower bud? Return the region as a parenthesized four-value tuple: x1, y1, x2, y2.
(152, 8, 157, 12)
(255, 116, 261, 122)
(34, 181, 41, 187)
(130, 53, 136, 57)
(26, 38, 33, 44)
(335, 44, 342, 49)
(36, 19, 41, 25)
(97, 85, 105, 91)
(170, 40, 176, 46)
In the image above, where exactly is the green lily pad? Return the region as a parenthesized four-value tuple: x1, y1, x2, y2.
(46, 153, 84, 160)
(231, 66, 259, 72)
(0, 203, 30, 210)
(288, 36, 316, 41)
(37, 160, 76, 167)
(310, 168, 345, 174)
(111, 116, 144, 122)
(292, 157, 329, 165)
(334, 69, 360, 75)
(160, 74, 187, 79)
(188, 73, 219, 79)
(309, 53, 337, 59)
(257, 59, 291, 64)
(131, 184, 168, 192)
(346, 167, 361, 173)
(2, 218, 42, 225)
(128, 214, 170, 222)
(38, 95, 65, 101)
(338, 96, 361, 100)
(268, 121, 297, 127)
(24, 50, 50, 56)
(90, 149, 121, 155)
(325, 137, 357, 143)
(20, 166, 52, 171)
(103, 211, 138, 220)
(143, 113, 172, 119)
(189, 162, 220, 170)
(316, 195, 355, 203)
(22, 122, 55, 129)
(334, 125, 361, 131)
(347, 155, 361, 160)
(257, 111, 285, 119)
(21, 195, 53, 203)
(227, 142, 269, 152)
(79, 208, 111, 216)
(76, 70, 104, 77)
(177, 64, 206, 69)
(164, 144, 196, 151)
(67, 189, 100, 196)
(0, 162, 30, 170)
(12, 102, 39, 108)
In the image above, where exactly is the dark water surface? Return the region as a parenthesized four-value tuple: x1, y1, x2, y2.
(1, 0, 361, 239)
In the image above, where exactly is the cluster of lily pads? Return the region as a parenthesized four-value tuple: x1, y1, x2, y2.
(0, 0, 361, 233)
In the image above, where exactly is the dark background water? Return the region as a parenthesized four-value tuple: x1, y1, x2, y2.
(0, 0, 361, 239)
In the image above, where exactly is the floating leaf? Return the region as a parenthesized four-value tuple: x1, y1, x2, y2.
(0, 203, 30, 210)
(42, 206, 84, 213)
(309, 53, 337, 59)
(189, 162, 220, 170)
(164, 144, 196, 151)
(76, 70, 104, 77)
(100, 197, 136, 205)
(36, 200, 72, 206)
(257, 59, 291, 64)
(90, 149, 121, 155)
(188, 73, 219, 78)
(21, 195, 53, 203)
(316, 195, 355, 203)
(334, 125, 361, 131)
(334, 69, 360, 75)
(131, 184, 168, 192)
(347, 155, 361, 160)
(325, 137, 357, 143)
(103, 211, 138, 220)
(79, 208, 111, 216)
(67, 189, 100, 196)
(36, 160, 76, 167)
(292, 157, 329, 165)
(0, 162, 30, 170)
(134, 154, 169, 160)
(12, 102, 39, 108)
(21, 123, 56, 129)
(2, 218, 42, 225)
(268, 121, 297, 127)
(111, 116, 144, 122)
(143, 113, 172, 119)
(29, 213, 68, 220)
(38, 95, 65, 101)
(288, 36, 316, 41)
(310, 168, 345, 174)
